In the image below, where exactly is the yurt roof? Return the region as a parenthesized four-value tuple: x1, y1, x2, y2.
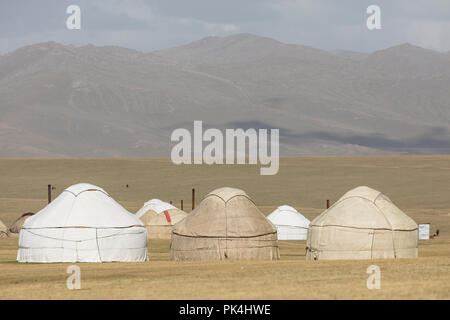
(206, 187, 251, 202)
(311, 186, 417, 231)
(173, 187, 275, 238)
(23, 183, 142, 229)
(267, 205, 310, 228)
(65, 183, 108, 196)
(136, 199, 177, 218)
(337, 186, 392, 203)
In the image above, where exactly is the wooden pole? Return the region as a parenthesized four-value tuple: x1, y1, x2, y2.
(192, 188, 195, 210)
(327, 199, 330, 209)
(48, 184, 52, 203)
(181, 200, 184, 211)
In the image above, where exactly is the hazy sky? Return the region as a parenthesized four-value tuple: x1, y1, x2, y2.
(1, 0, 449, 54)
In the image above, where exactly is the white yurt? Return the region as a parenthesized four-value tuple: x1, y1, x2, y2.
(18, 183, 148, 263)
(136, 199, 178, 219)
(306, 186, 418, 260)
(267, 205, 310, 240)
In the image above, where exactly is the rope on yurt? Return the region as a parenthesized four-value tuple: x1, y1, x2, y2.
(75, 241, 79, 262)
(370, 229, 375, 259)
(373, 202, 397, 258)
(224, 205, 228, 260)
(95, 228, 103, 262)
(391, 231, 397, 258)
(216, 230, 223, 260)
(60, 192, 78, 252)
(22, 227, 143, 241)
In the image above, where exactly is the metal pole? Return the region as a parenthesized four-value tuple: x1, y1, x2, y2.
(48, 184, 52, 203)
(192, 188, 195, 210)
(327, 199, 330, 209)
(181, 200, 184, 211)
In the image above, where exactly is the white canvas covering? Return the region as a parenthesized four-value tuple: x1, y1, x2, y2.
(18, 183, 148, 263)
(306, 186, 418, 260)
(267, 205, 310, 240)
(136, 199, 177, 218)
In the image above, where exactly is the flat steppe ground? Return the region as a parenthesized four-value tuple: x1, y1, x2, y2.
(0, 156, 449, 299)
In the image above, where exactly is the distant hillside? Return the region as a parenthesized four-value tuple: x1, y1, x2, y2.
(1, 34, 449, 157)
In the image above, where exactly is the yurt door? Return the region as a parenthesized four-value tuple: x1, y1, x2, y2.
(371, 229, 396, 259)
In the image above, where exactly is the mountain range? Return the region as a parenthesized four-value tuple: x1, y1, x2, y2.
(1, 33, 449, 157)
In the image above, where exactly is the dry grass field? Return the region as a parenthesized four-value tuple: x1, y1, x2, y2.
(0, 156, 449, 299)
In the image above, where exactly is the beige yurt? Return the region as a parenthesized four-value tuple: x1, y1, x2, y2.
(170, 187, 280, 261)
(136, 199, 188, 239)
(9, 212, 34, 234)
(0, 219, 8, 238)
(306, 186, 418, 260)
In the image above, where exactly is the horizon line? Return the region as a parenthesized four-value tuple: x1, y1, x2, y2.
(2, 32, 449, 57)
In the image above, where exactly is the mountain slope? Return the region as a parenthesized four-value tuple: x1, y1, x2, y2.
(1, 34, 450, 157)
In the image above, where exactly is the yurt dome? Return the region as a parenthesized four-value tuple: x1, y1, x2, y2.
(306, 186, 418, 260)
(267, 205, 310, 240)
(170, 187, 280, 261)
(18, 183, 148, 263)
(9, 212, 34, 234)
(136, 199, 188, 239)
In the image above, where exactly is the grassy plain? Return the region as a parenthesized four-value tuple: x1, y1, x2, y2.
(0, 156, 449, 299)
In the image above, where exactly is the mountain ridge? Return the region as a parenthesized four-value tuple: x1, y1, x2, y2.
(1, 33, 449, 157)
